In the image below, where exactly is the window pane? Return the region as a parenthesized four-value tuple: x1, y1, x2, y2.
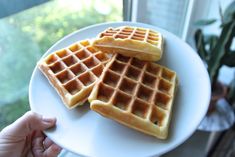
(134, 0, 189, 37)
(0, 0, 122, 129)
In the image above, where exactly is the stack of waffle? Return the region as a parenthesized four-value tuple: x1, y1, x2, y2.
(38, 26, 177, 139)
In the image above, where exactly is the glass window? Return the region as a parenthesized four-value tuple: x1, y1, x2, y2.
(133, 0, 189, 37)
(0, 0, 122, 129)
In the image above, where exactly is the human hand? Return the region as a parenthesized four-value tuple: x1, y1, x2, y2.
(0, 111, 62, 157)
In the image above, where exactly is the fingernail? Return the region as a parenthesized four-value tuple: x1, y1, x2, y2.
(54, 145, 62, 152)
(57, 146, 63, 152)
(42, 117, 56, 123)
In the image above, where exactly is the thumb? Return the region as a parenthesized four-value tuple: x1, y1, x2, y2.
(1, 111, 56, 137)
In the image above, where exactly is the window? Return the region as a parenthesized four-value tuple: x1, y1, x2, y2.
(0, 0, 122, 129)
(131, 0, 190, 38)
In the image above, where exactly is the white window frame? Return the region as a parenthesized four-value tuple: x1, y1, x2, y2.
(128, 0, 213, 42)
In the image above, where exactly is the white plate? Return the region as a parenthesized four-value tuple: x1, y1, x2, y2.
(29, 22, 211, 157)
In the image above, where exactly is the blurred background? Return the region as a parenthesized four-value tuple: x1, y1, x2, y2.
(0, 0, 234, 156)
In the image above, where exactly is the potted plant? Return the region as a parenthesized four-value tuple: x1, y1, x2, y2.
(227, 72, 235, 106)
(194, 1, 235, 131)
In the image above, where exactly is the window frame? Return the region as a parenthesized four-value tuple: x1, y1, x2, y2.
(126, 0, 213, 41)
(0, 0, 49, 18)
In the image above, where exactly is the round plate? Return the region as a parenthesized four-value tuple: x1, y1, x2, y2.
(29, 22, 211, 157)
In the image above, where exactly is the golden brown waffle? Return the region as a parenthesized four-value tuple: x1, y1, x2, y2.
(38, 40, 110, 109)
(89, 54, 177, 139)
(92, 26, 164, 61)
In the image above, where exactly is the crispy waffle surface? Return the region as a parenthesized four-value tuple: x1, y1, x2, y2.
(89, 54, 177, 139)
(38, 40, 110, 109)
(92, 26, 164, 62)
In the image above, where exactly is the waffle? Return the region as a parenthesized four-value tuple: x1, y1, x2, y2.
(92, 26, 164, 61)
(89, 54, 177, 139)
(38, 40, 110, 109)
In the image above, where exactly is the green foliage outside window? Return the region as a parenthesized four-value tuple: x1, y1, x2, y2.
(0, 0, 122, 130)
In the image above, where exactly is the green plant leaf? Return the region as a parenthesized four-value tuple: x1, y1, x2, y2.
(194, 19, 217, 26)
(204, 35, 219, 51)
(219, 3, 224, 23)
(194, 29, 208, 61)
(208, 20, 235, 88)
(223, 51, 235, 67)
(223, 1, 235, 24)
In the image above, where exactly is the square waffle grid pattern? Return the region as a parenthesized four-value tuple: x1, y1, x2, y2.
(99, 26, 161, 46)
(39, 40, 110, 108)
(90, 54, 177, 139)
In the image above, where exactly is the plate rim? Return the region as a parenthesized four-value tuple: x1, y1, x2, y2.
(29, 21, 211, 157)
